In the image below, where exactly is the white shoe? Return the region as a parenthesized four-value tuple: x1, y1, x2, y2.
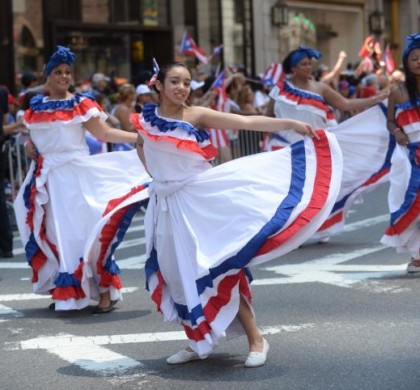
(318, 236, 330, 244)
(245, 339, 269, 368)
(166, 349, 200, 364)
(407, 259, 420, 274)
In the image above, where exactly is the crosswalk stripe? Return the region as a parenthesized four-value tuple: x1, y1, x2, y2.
(0, 287, 139, 302)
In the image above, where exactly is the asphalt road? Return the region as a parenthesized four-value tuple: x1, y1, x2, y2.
(1, 183, 420, 390)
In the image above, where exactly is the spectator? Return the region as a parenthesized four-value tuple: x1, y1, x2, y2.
(112, 83, 137, 133)
(135, 84, 154, 113)
(0, 85, 13, 258)
(91, 72, 112, 99)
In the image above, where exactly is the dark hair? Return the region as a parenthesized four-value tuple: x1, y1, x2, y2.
(20, 91, 38, 110)
(282, 50, 296, 74)
(403, 55, 420, 108)
(153, 62, 191, 93)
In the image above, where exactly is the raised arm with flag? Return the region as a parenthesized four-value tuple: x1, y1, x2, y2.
(180, 32, 208, 64)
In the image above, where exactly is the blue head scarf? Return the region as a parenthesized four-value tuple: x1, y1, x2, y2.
(289, 46, 322, 68)
(45, 46, 76, 76)
(402, 33, 420, 62)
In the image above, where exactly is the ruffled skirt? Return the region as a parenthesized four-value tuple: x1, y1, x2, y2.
(14, 149, 150, 310)
(144, 131, 343, 357)
(381, 142, 420, 258)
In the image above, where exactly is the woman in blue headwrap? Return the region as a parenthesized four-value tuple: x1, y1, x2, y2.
(265, 45, 391, 241)
(13, 46, 151, 312)
(381, 33, 420, 273)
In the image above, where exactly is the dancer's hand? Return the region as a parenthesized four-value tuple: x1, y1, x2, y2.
(290, 120, 319, 139)
(394, 129, 410, 146)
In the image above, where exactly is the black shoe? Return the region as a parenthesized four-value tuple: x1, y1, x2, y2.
(92, 300, 118, 314)
(0, 251, 13, 259)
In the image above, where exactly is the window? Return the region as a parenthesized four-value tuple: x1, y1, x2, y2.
(43, 0, 81, 21)
(109, 0, 141, 23)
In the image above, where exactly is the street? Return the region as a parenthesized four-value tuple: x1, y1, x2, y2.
(1, 183, 420, 390)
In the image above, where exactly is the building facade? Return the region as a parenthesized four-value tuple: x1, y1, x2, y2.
(1, 0, 419, 94)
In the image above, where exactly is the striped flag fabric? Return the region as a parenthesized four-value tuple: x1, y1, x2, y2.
(180, 32, 208, 64)
(262, 63, 284, 86)
(148, 57, 160, 86)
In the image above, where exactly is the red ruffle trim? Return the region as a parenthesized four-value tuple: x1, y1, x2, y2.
(183, 270, 252, 343)
(131, 114, 218, 161)
(396, 107, 420, 128)
(257, 130, 332, 254)
(52, 286, 86, 300)
(385, 191, 420, 236)
(277, 82, 336, 121)
(24, 98, 103, 124)
(103, 185, 147, 217)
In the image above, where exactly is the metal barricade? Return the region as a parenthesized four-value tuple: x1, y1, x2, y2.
(212, 129, 264, 167)
(7, 133, 31, 201)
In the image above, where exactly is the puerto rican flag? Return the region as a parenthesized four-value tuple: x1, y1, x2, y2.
(208, 70, 230, 149)
(262, 63, 284, 86)
(180, 32, 208, 64)
(148, 57, 160, 86)
(212, 70, 229, 112)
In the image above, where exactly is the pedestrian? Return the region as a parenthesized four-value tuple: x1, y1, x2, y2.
(380, 33, 420, 273)
(112, 83, 137, 133)
(265, 46, 391, 240)
(130, 62, 343, 367)
(134, 84, 154, 113)
(0, 85, 14, 259)
(13, 46, 150, 311)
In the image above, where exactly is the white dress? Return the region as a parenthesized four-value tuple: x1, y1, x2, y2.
(268, 81, 393, 238)
(131, 103, 343, 357)
(381, 99, 420, 258)
(13, 93, 150, 310)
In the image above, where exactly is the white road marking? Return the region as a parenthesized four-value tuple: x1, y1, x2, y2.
(6, 333, 143, 374)
(343, 214, 389, 233)
(260, 245, 406, 288)
(0, 303, 24, 322)
(0, 287, 139, 302)
(5, 323, 313, 352)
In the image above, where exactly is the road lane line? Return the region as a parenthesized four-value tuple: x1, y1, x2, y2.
(0, 287, 139, 302)
(0, 303, 24, 322)
(260, 245, 405, 287)
(5, 323, 314, 351)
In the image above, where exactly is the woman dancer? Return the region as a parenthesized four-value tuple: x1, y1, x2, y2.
(381, 33, 420, 273)
(265, 46, 391, 240)
(130, 62, 343, 367)
(13, 46, 150, 312)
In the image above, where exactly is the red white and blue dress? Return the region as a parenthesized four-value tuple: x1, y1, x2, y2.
(268, 81, 394, 238)
(131, 103, 343, 357)
(13, 93, 150, 310)
(381, 99, 420, 258)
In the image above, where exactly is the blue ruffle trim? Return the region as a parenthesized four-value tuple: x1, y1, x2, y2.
(395, 98, 420, 111)
(103, 190, 149, 275)
(25, 233, 40, 266)
(54, 272, 81, 288)
(30, 92, 96, 112)
(331, 103, 394, 214)
(283, 81, 326, 104)
(145, 139, 307, 325)
(390, 141, 420, 225)
(142, 103, 210, 143)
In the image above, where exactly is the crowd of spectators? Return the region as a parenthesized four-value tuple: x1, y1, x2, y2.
(0, 47, 404, 240)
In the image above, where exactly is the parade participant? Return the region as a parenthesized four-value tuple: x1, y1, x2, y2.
(265, 46, 392, 240)
(381, 33, 420, 273)
(13, 46, 150, 312)
(130, 62, 343, 367)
